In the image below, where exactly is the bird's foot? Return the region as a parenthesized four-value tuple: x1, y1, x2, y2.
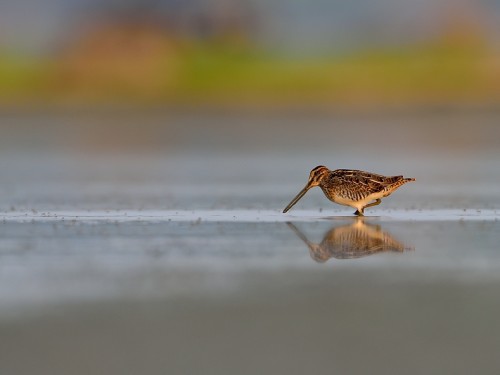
(354, 210, 364, 216)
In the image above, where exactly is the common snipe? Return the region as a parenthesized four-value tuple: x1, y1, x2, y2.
(283, 166, 415, 216)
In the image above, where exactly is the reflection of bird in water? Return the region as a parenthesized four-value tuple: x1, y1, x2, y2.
(287, 219, 414, 263)
(283, 166, 415, 216)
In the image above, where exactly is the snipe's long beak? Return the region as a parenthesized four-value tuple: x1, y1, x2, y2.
(283, 186, 310, 213)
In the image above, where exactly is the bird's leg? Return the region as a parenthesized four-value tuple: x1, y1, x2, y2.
(354, 209, 364, 216)
(361, 199, 382, 212)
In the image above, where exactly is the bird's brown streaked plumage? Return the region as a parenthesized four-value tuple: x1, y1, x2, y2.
(283, 166, 415, 216)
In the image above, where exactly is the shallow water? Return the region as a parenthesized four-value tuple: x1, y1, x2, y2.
(1, 211, 499, 310)
(1, 111, 500, 374)
(1, 214, 500, 374)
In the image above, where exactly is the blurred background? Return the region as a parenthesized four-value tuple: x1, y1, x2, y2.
(2, 0, 500, 108)
(0, 0, 499, 213)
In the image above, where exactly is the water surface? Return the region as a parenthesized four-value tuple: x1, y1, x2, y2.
(1, 111, 500, 374)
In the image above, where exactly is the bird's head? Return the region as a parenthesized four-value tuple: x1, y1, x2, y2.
(306, 165, 330, 188)
(283, 165, 330, 213)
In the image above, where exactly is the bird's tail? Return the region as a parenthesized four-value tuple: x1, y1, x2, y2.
(382, 177, 415, 197)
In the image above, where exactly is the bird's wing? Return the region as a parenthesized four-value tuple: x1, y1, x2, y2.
(330, 169, 401, 197)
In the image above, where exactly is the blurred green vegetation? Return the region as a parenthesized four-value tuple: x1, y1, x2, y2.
(176, 42, 496, 106)
(0, 39, 498, 108)
(0, 55, 51, 102)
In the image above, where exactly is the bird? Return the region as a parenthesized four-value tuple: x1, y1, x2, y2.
(283, 166, 415, 216)
(287, 220, 413, 263)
